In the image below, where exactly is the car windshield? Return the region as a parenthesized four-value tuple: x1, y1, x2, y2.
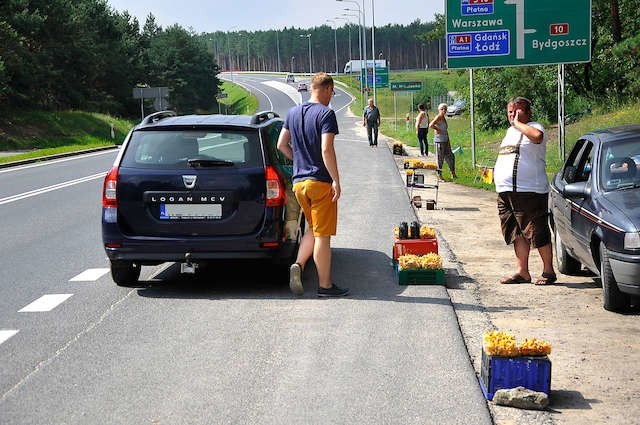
(121, 129, 262, 169)
(599, 139, 640, 191)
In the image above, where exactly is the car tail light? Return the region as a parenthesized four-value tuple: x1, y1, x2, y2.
(102, 166, 119, 208)
(265, 166, 285, 207)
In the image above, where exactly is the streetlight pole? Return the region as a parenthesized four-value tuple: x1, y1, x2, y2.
(299, 34, 312, 75)
(291, 56, 295, 73)
(276, 31, 281, 73)
(326, 20, 339, 75)
(342, 12, 363, 107)
(227, 26, 237, 82)
(246, 35, 250, 71)
(339, 0, 367, 96)
(370, 0, 377, 105)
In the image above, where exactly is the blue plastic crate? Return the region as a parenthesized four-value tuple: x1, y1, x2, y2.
(479, 349, 551, 400)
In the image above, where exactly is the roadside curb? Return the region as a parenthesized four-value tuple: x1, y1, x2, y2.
(384, 138, 554, 425)
(0, 145, 119, 169)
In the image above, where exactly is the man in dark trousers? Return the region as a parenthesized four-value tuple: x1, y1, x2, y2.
(362, 98, 381, 146)
(277, 72, 349, 297)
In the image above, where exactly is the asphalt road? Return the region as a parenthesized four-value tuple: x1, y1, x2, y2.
(0, 73, 492, 424)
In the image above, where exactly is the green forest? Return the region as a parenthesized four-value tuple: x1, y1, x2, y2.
(0, 0, 638, 129)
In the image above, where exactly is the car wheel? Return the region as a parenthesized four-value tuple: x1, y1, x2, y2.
(599, 242, 630, 312)
(554, 226, 581, 275)
(110, 260, 141, 287)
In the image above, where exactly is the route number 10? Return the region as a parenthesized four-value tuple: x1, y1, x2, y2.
(550, 23, 569, 35)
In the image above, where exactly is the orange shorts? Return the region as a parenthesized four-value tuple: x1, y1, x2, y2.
(292, 180, 338, 237)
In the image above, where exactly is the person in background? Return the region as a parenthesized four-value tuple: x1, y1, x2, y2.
(429, 103, 457, 179)
(277, 72, 349, 297)
(362, 98, 381, 147)
(493, 96, 556, 286)
(415, 103, 430, 156)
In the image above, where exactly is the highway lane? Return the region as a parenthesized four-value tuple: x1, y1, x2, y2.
(0, 74, 492, 424)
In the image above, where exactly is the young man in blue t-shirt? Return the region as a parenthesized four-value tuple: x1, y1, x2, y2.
(277, 73, 349, 297)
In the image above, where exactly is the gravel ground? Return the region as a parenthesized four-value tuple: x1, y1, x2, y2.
(387, 139, 640, 425)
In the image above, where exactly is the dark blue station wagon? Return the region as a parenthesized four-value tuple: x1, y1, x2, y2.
(102, 111, 302, 286)
(549, 124, 640, 312)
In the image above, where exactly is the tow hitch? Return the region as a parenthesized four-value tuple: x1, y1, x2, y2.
(180, 253, 198, 274)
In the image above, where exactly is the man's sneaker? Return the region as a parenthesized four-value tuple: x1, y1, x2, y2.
(317, 284, 350, 297)
(289, 263, 304, 296)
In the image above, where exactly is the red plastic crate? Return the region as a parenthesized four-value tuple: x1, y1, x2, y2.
(393, 238, 438, 260)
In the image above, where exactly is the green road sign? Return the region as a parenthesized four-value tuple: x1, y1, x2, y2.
(361, 67, 389, 88)
(446, 0, 591, 68)
(390, 81, 423, 91)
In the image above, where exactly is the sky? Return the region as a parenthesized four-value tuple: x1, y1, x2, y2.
(106, 0, 444, 33)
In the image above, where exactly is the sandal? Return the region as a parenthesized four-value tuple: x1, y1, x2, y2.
(500, 274, 532, 284)
(534, 272, 557, 285)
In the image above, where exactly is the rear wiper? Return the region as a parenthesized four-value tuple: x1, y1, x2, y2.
(187, 158, 234, 167)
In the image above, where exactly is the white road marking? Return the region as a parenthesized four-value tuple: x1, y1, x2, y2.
(0, 330, 19, 346)
(0, 172, 105, 205)
(262, 80, 303, 105)
(0, 149, 116, 174)
(69, 268, 110, 281)
(19, 294, 73, 313)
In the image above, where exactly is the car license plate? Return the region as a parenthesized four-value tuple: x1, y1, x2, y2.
(160, 204, 222, 219)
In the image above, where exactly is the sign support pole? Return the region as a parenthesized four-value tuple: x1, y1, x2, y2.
(557, 64, 566, 160)
(394, 92, 397, 131)
(470, 68, 476, 168)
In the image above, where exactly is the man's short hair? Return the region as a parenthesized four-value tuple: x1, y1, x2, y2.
(418, 103, 425, 110)
(508, 96, 532, 112)
(311, 72, 334, 90)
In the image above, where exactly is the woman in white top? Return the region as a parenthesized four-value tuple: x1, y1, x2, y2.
(415, 103, 429, 156)
(429, 103, 457, 179)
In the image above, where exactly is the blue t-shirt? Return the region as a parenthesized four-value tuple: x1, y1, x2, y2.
(283, 102, 339, 184)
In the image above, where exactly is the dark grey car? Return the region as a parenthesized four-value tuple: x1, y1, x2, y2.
(549, 124, 640, 312)
(102, 111, 302, 286)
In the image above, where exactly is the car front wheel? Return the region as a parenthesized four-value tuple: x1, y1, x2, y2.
(599, 242, 629, 312)
(110, 260, 141, 287)
(554, 226, 581, 275)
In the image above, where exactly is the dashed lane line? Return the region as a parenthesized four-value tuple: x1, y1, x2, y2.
(0, 330, 19, 346)
(69, 268, 110, 282)
(18, 294, 73, 313)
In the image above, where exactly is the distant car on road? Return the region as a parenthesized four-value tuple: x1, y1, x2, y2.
(549, 124, 640, 312)
(297, 82, 308, 92)
(446, 100, 466, 116)
(101, 110, 303, 286)
(285, 73, 295, 83)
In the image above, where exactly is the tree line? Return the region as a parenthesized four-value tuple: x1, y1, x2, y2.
(1, 0, 637, 126)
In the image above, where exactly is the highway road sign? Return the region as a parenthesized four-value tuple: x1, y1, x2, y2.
(390, 81, 423, 91)
(132, 87, 169, 99)
(361, 67, 389, 88)
(446, 0, 591, 68)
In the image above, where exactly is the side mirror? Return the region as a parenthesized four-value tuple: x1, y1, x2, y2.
(563, 181, 589, 199)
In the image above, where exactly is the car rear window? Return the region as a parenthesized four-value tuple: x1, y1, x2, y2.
(120, 129, 262, 169)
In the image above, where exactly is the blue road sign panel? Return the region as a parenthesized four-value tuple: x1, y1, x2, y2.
(461, 0, 494, 16)
(448, 30, 509, 57)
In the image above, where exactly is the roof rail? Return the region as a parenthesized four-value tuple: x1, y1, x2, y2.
(250, 110, 280, 125)
(140, 110, 177, 125)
